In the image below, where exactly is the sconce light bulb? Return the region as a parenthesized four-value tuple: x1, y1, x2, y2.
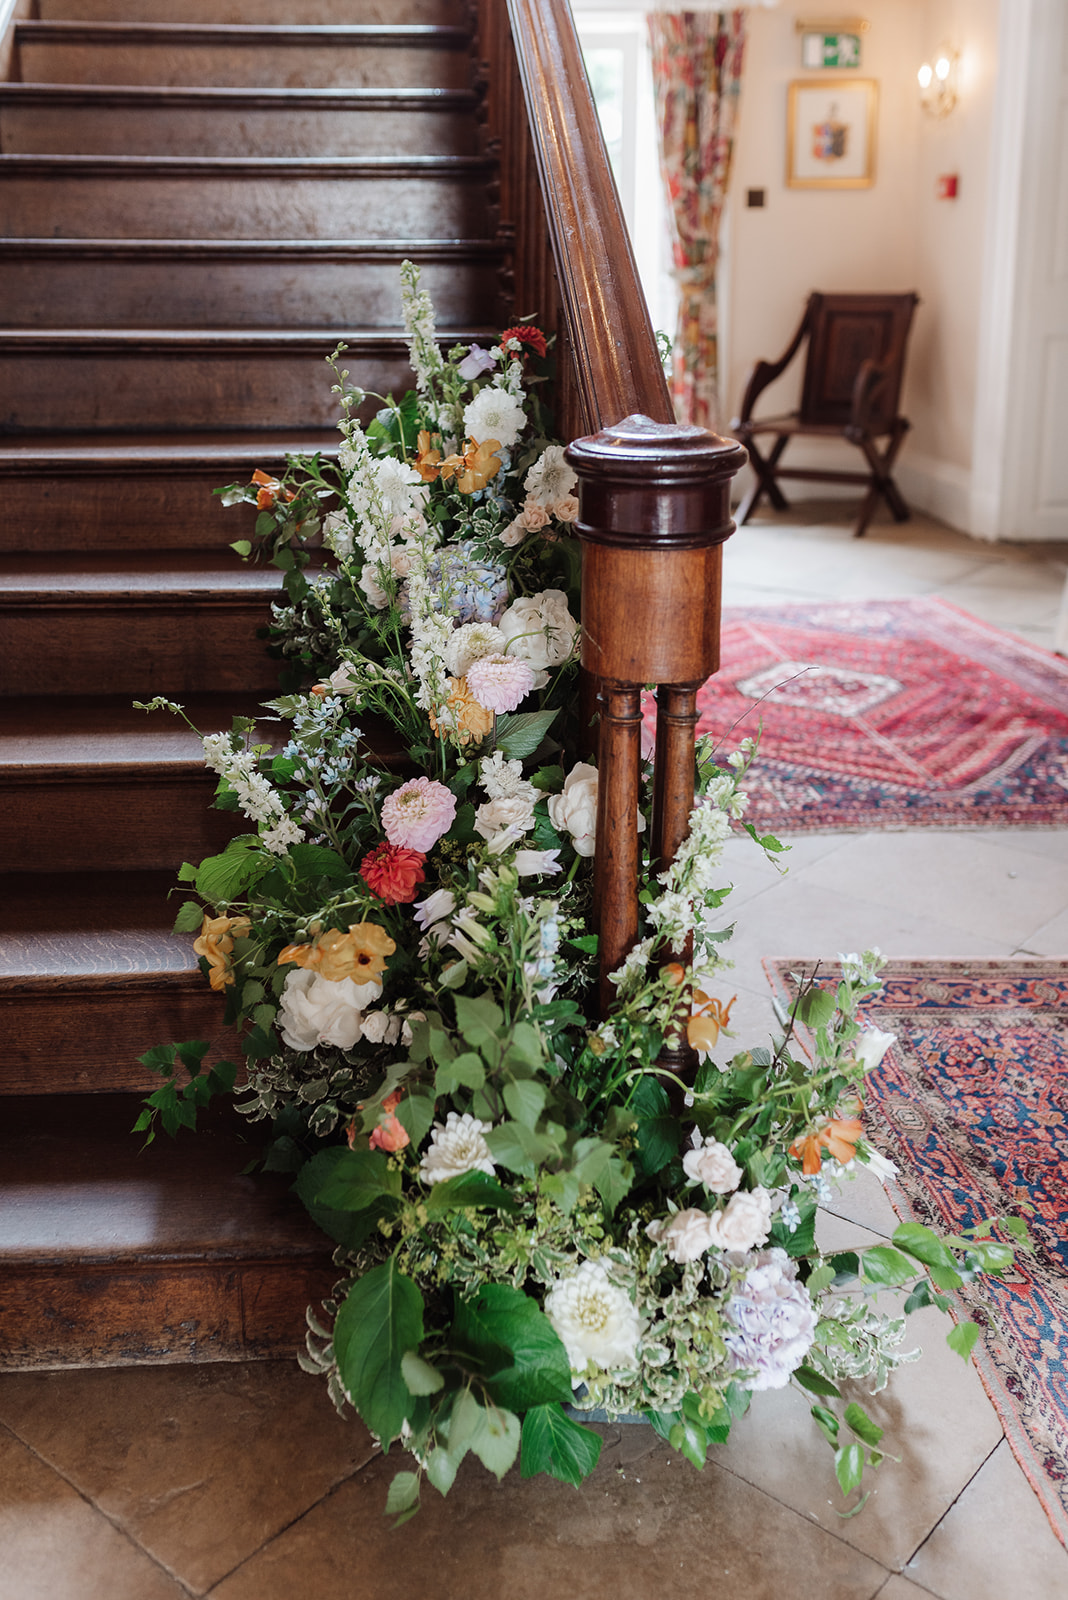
(935, 55, 951, 81)
(917, 62, 933, 89)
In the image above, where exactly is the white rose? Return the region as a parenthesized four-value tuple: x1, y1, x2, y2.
(854, 1028, 897, 1071)
(497, 589, 578, 673)
(276, 968, 382, 1052)
(547, 761, 599, 857)
(682, 1137, 743, 1194)
(474, 795, 536, 850)
(360, 1010, 401, 1046)
(419, 1111, 496, 1185)
(543, 1260, 642, 1372)
(645, 1207, 715, 1264)
(706, 1187, 774, 1253)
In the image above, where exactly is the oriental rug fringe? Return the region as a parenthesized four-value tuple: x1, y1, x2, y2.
(764, 956, 1068, 1547)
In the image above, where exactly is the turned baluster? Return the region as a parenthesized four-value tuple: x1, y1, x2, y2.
(566, 415, 747, 1070)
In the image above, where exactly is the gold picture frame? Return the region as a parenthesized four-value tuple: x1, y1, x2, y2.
(786, 78, 877, 189)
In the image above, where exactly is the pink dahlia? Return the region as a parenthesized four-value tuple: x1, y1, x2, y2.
(380, 776, 457, 853)
(465, 652, 535, 714)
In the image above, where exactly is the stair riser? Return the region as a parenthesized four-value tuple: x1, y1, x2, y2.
(0, 983, 242, 1096)
(0, 605, 279, 697)
(0, 466, 306, 553)
(39, 0, 466, 19)
(0, 775, 250, 868)
(0, 102, 477, 158)
(0, 254, 501, 331)
(17, 39, 473, 90)
(0, 170, 492, 240)
(1, 346, 420, 432)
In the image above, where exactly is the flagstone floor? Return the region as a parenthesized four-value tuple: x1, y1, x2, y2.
(3, 505, 1067, 1600)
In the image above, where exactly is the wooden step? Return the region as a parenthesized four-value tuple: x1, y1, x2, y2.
(39, 0, 467, 23)
(0, 238, 504, 331)
(0, 694, 274, 867)
(0, 554, 282, 696)
(0, 871, 242, 1096)
(0, 153, 495, 240)
(0, 1093, 336, 1369)
(15, 21, 473, 90)
(0, 84, 479, 157)
(0, 327, 494, 432)
(0, 429, 337, 552)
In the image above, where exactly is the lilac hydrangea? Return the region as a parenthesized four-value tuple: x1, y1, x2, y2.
(402, 541, 510, 626)
(722, 1248, 818, 1391)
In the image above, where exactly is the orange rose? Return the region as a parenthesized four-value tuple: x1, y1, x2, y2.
(439, 437, 502, 494)
(277, 922, 396, 983)
(429, 676, 495, 746)
(193, 913, 251, 993)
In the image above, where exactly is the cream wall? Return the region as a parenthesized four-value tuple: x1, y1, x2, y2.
(722, 0, 1001, 535)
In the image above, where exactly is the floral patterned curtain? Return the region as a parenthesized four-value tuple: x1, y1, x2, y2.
(647, 10, 747, 429)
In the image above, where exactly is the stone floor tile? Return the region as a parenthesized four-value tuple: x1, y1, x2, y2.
(710, 1304, 1004, 1572)
(903, 1439, 1068, 1600)
(956, 828, 1068, 863)
(820, 1162, 901, 1239)
(877, 1578, 940, 1599)
(1017, 904, 1068, 956)
(0, 1425, 188, 1600)
(0, 1362, 374, 1596)
(208, 1439, 890, 1600)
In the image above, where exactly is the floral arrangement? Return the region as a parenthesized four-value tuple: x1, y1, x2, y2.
(138, 263, 1023, 1523)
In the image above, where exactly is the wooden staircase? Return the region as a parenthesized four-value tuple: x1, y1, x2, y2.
(0, 0, 671, 1368)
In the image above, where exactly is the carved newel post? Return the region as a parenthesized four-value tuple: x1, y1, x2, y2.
(566, 415, 748, 1062)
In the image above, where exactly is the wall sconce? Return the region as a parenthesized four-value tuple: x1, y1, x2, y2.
(918, 47, 959, 118)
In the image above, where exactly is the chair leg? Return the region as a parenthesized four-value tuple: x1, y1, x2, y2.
(853, 426, 910, 536)
(738, 434, 790, 523)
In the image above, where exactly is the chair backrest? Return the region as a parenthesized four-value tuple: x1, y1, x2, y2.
(799, 292, 918, 430)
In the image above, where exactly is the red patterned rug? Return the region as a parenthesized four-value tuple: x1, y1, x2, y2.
(647, 598, 1068, 833)
(765, 957, 1068, 1547)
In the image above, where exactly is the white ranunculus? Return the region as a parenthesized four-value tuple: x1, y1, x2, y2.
(497, 588, 578, 673)
(276, 968, 382, 1052)
(682, 1137, 743, 1195)
(419, 1112, 496, 1185)
(473, 795, 536, 850)
(462, 384, 527, 449)
(547, 761, 599, 857)
(645, 1207, 715, 1264)
(544, 1259, 642, 1372)
(706, 1187, 774, 1253)
(854, 1028, 897, 1071)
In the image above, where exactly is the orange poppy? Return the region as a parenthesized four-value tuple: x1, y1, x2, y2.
(789, 1116, 864, 1176)
(251, 467, 296, 511)
(193, 913, 252, 992)
(686, 989, 736, 1055)
(439, 437, 502, 493)
(414, 429, 443, 482)
(277, 922, 396, 983)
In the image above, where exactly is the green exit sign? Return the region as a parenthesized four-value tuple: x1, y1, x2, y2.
(801, 31, 862, 68)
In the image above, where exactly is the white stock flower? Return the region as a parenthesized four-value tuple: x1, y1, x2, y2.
(682, 1136, 743, 1195)
(321, 509, 355, 559)
(497, 589, 578, 673)
(645, 1207, 715, 1264)
(543, 1260, 642, 1372)
(419, 1111, 496, 1185)
(706, 1187, 774, 1252)
(854, 1028, 897, 1071)
(259, 815, 307, 856)
(276, 969, 382, 1052)
(462, 384, 527, 449)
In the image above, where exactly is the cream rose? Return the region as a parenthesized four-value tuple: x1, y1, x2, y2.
(682, 1137, 743, 1195)
(706, 1187, 774, 1253)
(546, 762, 599, 857)
(497, 588, 578, 673)
(473, 795, 537, 850)
(645, 1207, 715, 1264)
(276, 968, 382, 1052)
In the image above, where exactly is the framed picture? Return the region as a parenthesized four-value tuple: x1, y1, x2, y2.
(786, 78, 877, 189)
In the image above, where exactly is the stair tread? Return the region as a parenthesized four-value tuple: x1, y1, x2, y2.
(0, 427, 338, 468)
(17, 20, 470, 44)
(0, 326, 491, 347)
(0, 81, 476, 106)
(0, 870, 194, 980)
(0, 236, 503, 256)
(0, 692, 274, 771)
(0, 1095, 328, 1265)
(0, 549, 286, 599)
(1, 152, 491, 173)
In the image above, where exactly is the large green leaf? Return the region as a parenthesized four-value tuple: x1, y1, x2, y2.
(332, 1261, 424, 1444)
(453, 1283, 572, 1411)
(860, 1245, 920, 1287)
(312, 1148, 402, 1212)
(496, 709, 559, 760)
(292, 1150, 392, 1248)
(893, 1222, 964, 1290)
(194, 835, 266, 903)
(519, 1402, 602, 1486)
(287, 842, 351, 883)
(424, 1171, 520, 1214)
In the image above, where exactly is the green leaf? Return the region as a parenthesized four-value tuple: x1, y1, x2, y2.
(892, 1223, 964, 1289)
(519, 1403, 602, 1486)
(946, 1321, 982, 1362)
(434, 1050, 485, 1096)
(668, 1416, 708, 1470)
(484, 1120, 557, 1177)
(452, 992, 505, 1052)
(804, 1262, 837, 1296)
(793, 1365, 841, 1399)
(425, 1170, 520, 1213)
(394, 1092, 435, 1151)
(287, 842, 350, 883)
(903, 1278, 954, 1315)
(425, 1447, 459, 1497)
(860, 1245, 920, 1287)
(496, 708, 559, 760)
(401, 1351, 444, 1396)
(795, 987, 836, 1029)
(810, 1403, 840, 1446)
(567, 933, 599, 955)
(332, 1261, 425, 1444)
(384, 1470, 420, 1517)
(314, 1148, 402, 1212)
(844, 1403, 883, 1447)
(503, 1078, 548, 1129)
(469, 1404, 521, 1480)
(292, 1150, 393, 1248)
(835, 1441, 865, 1496)
(171, 900, 205, 935)
(230, 538, 253, 558)
(193, 834, 267, 904)
(453, 1283, 572, 1411)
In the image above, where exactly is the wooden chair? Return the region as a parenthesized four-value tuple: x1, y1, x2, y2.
(731, 291, 919, 538)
